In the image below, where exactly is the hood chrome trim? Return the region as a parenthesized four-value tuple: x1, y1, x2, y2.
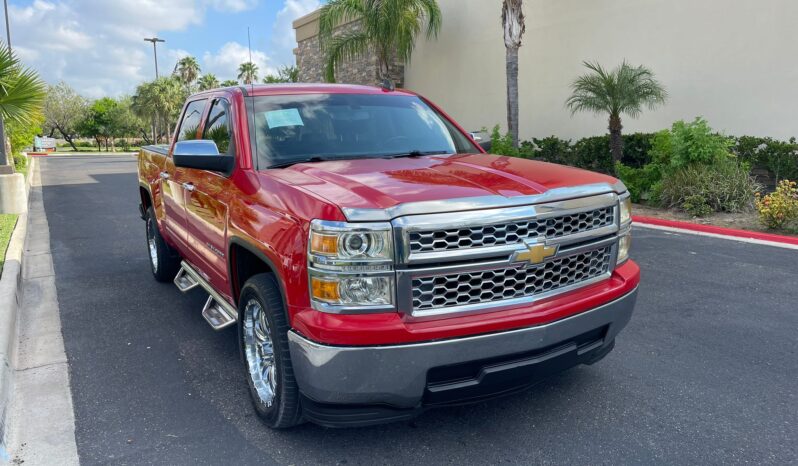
(341, 181, 628, 222)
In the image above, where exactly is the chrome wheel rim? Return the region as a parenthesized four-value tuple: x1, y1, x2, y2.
(243, 298, 276, 407)
(147, 219, 158, 272)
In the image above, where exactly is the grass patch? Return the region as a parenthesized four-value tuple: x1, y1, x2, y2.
(0, 214, 19, 275)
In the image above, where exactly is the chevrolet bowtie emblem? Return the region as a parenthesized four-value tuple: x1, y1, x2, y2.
(510, 238, 558, 266)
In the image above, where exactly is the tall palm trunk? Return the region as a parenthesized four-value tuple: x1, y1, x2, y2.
(505, 46, 520, 148)
(608, 113, 623, 163)
(502, 0, 525, 149)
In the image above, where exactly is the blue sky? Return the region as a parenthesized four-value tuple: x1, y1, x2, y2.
(6, 0, 322, 98)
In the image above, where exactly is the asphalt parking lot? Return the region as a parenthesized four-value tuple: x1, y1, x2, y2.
(37, 155, 797, 464)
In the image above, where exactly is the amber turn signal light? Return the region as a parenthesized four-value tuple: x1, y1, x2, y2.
(310, 232, 338, 256)
(311, 277, 340, 303)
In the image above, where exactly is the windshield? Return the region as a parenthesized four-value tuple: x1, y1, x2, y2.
(249, 93, 478, 168)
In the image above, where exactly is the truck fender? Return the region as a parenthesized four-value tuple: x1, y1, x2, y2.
(227, 236, 291, 359)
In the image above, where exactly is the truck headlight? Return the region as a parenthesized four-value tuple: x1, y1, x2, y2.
(309, 220, 393, 263)
(310, 275, 394, 306)
(619, 195, 632, 225)
(617, 233, 631, 264)
(617, 193, 632, 264)
(308, 220, 395, 312)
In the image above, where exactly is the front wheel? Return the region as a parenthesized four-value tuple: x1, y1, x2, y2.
(240, 273, 303, 428)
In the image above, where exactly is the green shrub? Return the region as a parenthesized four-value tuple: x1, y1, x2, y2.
(733, 136, 798, 183)
(616, 162, 662, 203)
(754, 180, 798, 229)
(621, 133, 655, 168)
(681, 194, 712, 217)
(667, 117, 734, 169)
(528, 136, 572, 164)
(659, 161, 760, 213)
(13, 153, 27, 173)
(490, 125, 520, 157)
(572, 136, 615, 174)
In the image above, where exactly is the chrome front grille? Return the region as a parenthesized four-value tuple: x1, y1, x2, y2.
(407, 206, 614, 254)
(392, 192, 624, 318)
(411, 247, 612, 312)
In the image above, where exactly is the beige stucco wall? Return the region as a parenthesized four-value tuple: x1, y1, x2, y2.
(404, 0, 798, 141)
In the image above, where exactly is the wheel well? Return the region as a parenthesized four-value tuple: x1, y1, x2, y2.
(230, 243, 277, 305)
(140, 186, 152, 211)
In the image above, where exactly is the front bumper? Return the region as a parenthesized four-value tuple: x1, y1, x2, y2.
(288, 287, 638, 423)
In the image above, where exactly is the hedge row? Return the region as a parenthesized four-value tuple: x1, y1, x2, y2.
(496, 129, 798, 186)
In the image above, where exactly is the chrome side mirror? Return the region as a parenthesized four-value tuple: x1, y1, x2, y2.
(173, 140, 234, 173)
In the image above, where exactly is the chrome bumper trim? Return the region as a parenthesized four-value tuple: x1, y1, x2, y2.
(288, 287, 638, 408)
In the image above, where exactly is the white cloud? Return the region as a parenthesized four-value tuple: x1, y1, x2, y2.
(207, 0, 259, 12)
(5, 0, 327, 97)
(270, 0, 320, 66)
(202, 41, 274, 82)
(8, 0, 261, 98)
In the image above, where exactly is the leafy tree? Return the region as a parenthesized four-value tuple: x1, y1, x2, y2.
(175, 56, 201, 89)
(237, 62, 259, 85)
(44, 81, 87, 151)
(220, 79, 239, 87)
(79, 97, 141, 151)
(78, 97, 116, 151)
(0, 42, 46, 167)
(318, 0, 441, 83)
(107, 97, 142, 150)
(132, 77, 185, 143)
(7, 113, 44, 155)
(502, 0, 525, 148)
(197, 74, 220, 91)
(566, 61, 667, 164)
(263, 65, 299, 84)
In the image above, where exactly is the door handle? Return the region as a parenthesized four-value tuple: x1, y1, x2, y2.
(182, 182, 195, 192)
(159, 171, 170, 180)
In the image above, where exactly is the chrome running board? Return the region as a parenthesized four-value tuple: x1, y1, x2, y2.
(175, 261, 238, 330)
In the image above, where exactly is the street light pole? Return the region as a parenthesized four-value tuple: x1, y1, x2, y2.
(3, 0, 10, 51)
(143, 37, 165, 143)
(0, 0, 12, 173)
(143, 37, 165, 78)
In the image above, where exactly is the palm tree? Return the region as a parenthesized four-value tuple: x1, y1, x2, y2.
(318, 0, 442, 83)
(197, 74, 220, 91)
(263, 65, 300, 84)
(566, 61, 667, 163)
(502, 0, 525, 149)
(132, 77, 184, 143)
(0, 43, 46, 170)
(237, 62, 259, 85)
(220, 79, 239, 87)
(175, 56, 201, 89)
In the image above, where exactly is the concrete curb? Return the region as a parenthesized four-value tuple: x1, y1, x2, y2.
(633, 215, 798, 249)
(0, 156, 35, 460)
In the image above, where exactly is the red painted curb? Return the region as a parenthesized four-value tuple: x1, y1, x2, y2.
(633, 215, 798, 246)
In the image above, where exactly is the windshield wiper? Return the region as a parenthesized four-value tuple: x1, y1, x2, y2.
(380, 150, 451, 159)
(267, 156, 335, 169)
(267, 150, 452, 169)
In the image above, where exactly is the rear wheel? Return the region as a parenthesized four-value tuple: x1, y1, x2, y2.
(145, 207, 180, 282)
(240, 273, 302, 428)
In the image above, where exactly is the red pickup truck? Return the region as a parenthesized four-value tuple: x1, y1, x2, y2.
(137, 84, 639, 428)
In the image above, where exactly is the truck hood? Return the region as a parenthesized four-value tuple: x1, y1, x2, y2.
(266, 153, 620, 215)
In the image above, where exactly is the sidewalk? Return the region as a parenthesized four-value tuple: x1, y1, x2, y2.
(1, 160, 79, 464)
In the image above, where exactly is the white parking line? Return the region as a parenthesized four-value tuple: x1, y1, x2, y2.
(634, 223, 798, 251)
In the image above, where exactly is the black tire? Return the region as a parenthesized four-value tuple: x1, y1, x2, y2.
(145, 207, 181, 282)
(239, 273, 303, 428)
